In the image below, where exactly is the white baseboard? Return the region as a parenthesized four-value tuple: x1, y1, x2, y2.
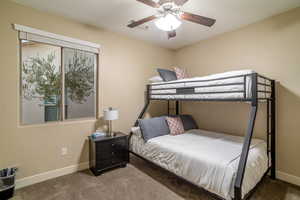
(14, 164, 300, 190)
(15, 162, 89, 190)
(277, 171, 300, 186)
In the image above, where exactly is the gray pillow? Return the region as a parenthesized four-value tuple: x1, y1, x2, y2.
(157, 68, 177, 82)
(138, 117, 170, 142)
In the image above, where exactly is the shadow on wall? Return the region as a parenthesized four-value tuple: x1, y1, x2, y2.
(145, 101, 169, 118)
(275, 82, 300, 174)
(94, 116, 108, 132)
(271, 8, 300, 30)
(181, 101, 268, 139)
(79, 139, 89, 164)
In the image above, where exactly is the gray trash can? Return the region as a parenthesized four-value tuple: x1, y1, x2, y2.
(0, 168, 17, 200)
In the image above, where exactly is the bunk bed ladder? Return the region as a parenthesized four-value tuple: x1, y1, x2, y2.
(234, 73, 258, 200)
(266, 80, 276, 180)
(267, 100, 270, 170)
(270, 80, 276, 179)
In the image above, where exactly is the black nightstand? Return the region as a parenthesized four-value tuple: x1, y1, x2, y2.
(89, 132, 129, 176)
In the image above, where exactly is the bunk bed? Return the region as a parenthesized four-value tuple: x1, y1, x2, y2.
(129, 70, 276, 200)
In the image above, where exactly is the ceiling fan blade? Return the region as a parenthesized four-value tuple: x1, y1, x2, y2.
(128, 15, 157, 28)
(174, 0, 189, 6)
(167, 30, 176, 39)
(181, 12, 216, 27)
(136, 0, 160, 8)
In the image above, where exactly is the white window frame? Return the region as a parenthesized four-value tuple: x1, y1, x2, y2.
(14, 24, 100, 53)
(15, 24, 100, 125)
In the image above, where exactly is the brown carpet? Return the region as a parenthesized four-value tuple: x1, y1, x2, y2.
(14, 155, 300, 200)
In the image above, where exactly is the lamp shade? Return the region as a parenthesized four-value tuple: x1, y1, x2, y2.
(103, 108, 119, 121)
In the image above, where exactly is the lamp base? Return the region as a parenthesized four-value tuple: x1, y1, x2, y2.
(107, 131, 115, 137)
(107, 120, 115, 137)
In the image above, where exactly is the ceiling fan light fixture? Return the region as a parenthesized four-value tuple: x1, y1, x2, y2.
(154, 13, 181, 31)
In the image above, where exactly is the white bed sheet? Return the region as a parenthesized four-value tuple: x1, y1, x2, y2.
(150, 70, 271, 100)
(130, 129, 268, 200)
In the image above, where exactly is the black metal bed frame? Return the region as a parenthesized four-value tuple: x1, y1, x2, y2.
(129, 73, 276, 200)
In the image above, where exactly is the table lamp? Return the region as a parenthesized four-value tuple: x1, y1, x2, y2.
(103, 107, 119, 137)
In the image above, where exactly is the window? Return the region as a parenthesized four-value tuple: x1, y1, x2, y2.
(21, 41, 62, 124)
(17, 25, 99, 125)
(63, 48, 96, 120)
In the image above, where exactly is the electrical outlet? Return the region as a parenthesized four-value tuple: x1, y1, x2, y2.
(61, 147, 68, 156)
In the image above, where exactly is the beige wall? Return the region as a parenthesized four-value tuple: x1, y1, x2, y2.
(175, 7, 300, 177)
(0, 1, 174, 179)
(1, 0, 300, 184)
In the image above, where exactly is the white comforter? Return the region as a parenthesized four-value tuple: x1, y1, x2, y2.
(130, 129, 268, 200)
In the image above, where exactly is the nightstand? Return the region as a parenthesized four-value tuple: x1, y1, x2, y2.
(89, 132, 129, 176)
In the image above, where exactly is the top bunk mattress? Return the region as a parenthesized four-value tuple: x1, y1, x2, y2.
(149, 70, 272, 100)
(130, 129, 269, 200)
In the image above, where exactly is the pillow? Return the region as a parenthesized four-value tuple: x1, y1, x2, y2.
(138, 117, 170, 141)
(131, 127, 142, 138)
(180, 115, 198, 130)
(149, 76, 163, 83)
(165, 117, 185, 135)
(157, 68, 177, 82)
(174, 67, 187, 79)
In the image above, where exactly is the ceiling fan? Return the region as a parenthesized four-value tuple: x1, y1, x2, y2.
(127, 0, 216, 39)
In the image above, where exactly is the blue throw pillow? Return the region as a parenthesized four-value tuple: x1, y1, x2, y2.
(138, 117, 170, 142)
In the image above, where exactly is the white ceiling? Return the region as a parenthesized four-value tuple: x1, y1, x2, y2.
(12, 0, 300, 49)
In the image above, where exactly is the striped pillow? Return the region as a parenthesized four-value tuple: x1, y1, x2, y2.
(166, 117, 185, 135)
(174, 67, 187, 79)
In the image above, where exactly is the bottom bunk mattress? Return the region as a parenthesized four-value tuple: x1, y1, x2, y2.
(130, 129, 268, 200)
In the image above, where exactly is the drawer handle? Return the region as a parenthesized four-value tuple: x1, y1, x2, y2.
(111, 143, 115, 147)
(112, 152, 115, 155)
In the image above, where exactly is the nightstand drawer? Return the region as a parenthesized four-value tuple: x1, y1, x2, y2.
(96, 138, 126, 148)
(96, 138, 127, 159)
(96, 149, 118, 160)
(96, 141, 113, 159)
(96, 157, 123, 169)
